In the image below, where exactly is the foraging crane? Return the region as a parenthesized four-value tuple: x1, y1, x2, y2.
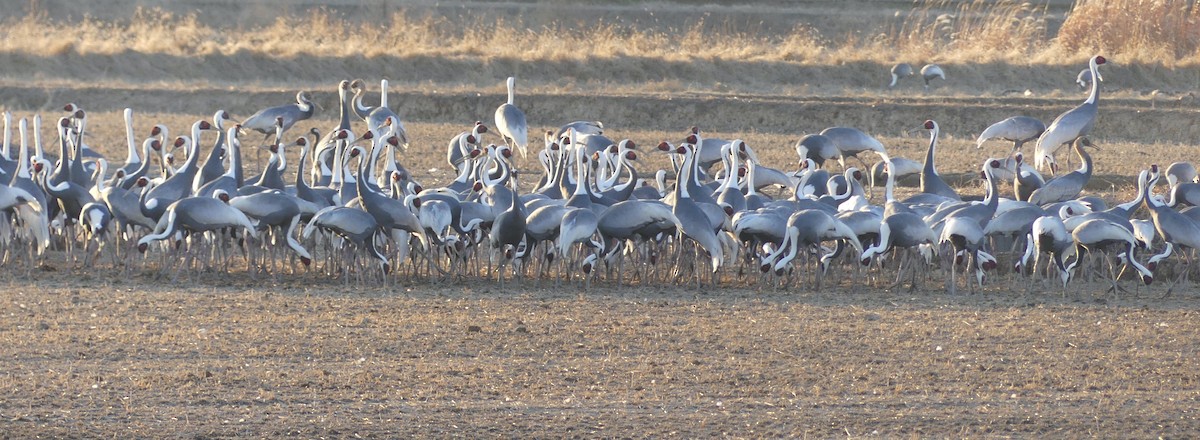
(1069, 218, 1154, 291)
(795, 134, 840, 169)
(306, 207, 391, 276)
(939, 216, 997, 294)
(976, 116, 1046, 151)
(1140, 170, 1200, 282)
(764, 209, 864, 287)
(819, 126, 885, 170)
(888, 63, 913, 88)
(859, 211, 937, 289)
(137, 191, 259, 254)
(1017, 215, 1074, 288)
(1035, 55, 1106, 172)
(228, 191, 314, 267)
(495, 76, 529, 160)
(240, 91, 315, 142)
(920, 64, 945, 89)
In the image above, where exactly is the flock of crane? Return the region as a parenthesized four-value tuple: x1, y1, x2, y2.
(1, 54, 1198, 294)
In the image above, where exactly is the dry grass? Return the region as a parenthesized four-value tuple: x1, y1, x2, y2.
(1059, 0, 1200, 65)
(3, 1, 1199, 96)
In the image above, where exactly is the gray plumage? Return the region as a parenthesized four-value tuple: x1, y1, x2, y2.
(241, 91, 315, 140)
(918, 120, 959, 201)
(1027, 138, 1094, 206)
(795, 134, 840, 168)
(920, 64, 945, 89)
(819, 127, 886, 169)
(1035, 55, 1105, 172)
(495, 77, 529, 160)
(976, 116, 1046, 151)
(889, 63, 913, 88)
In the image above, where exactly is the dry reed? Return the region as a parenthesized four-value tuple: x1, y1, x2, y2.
(3, 1, 1198, 68)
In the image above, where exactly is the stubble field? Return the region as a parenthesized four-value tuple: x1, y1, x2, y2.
(3, 0, 1200, 437)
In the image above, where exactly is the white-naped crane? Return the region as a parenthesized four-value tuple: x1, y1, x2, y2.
(1035, 55, 1106, 173)
(920, 63, 945, 89)
(137, 190, 259, 277)
(1012, 152, 1044, 202)
(228, 190, 314, 274)
(495, 76, 529, 160)
(1069, 217, 1154, 297)
(669, 143, 724, 285)
(489, 168, 528, 287)
(1140, 169, 1200, 293)
(1016, 215, 1074, 290)
(304, 205, 390, 281)
(762, 209, 864, 290)
(240, 91, 315, 143)
(888, 63, 913, 88)
(918, 120, 960, 201)
(1027, 137, 1095, 206)
(976, 116, 1046, 152)
(860, 211, 937, 290)
(820, 126, 886, 170)
(795, 133, 841, 169)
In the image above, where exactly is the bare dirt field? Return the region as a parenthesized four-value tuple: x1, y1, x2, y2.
(3, 0, 1200, 437)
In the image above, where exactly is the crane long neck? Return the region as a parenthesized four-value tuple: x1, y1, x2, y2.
(982, 168, 998, 209)
(184, 126, 203, 170)
(1076, 143, 1092, 175)
(337, 86, 351, 130)
(380, 80, 389, 109)
(2, 112, 11, 160)
(93, 159, 108, 193)
(885, 161, 897, 203)
(1120, 171, 1147, 212)
(677, 150, 692, 199)
(1084, 62, 1101, 105)
(124, 109, 139, 165)
(723, 148, 740, 190)
(32, 117, 45, 161)
(296, 145, 310, 188)
(746, 160, 759, 197)
(924, 127, 938, 175)
(225, 128, 240, 180)
(507, 79, 516, 105)
(15, 119, 28, 180)
(573, 150, 588, 197)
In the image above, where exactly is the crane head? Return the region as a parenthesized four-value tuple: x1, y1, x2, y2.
(657, 141, 671, 152)
(626, 151, 637, 161)
(923, 120, 936, 130)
